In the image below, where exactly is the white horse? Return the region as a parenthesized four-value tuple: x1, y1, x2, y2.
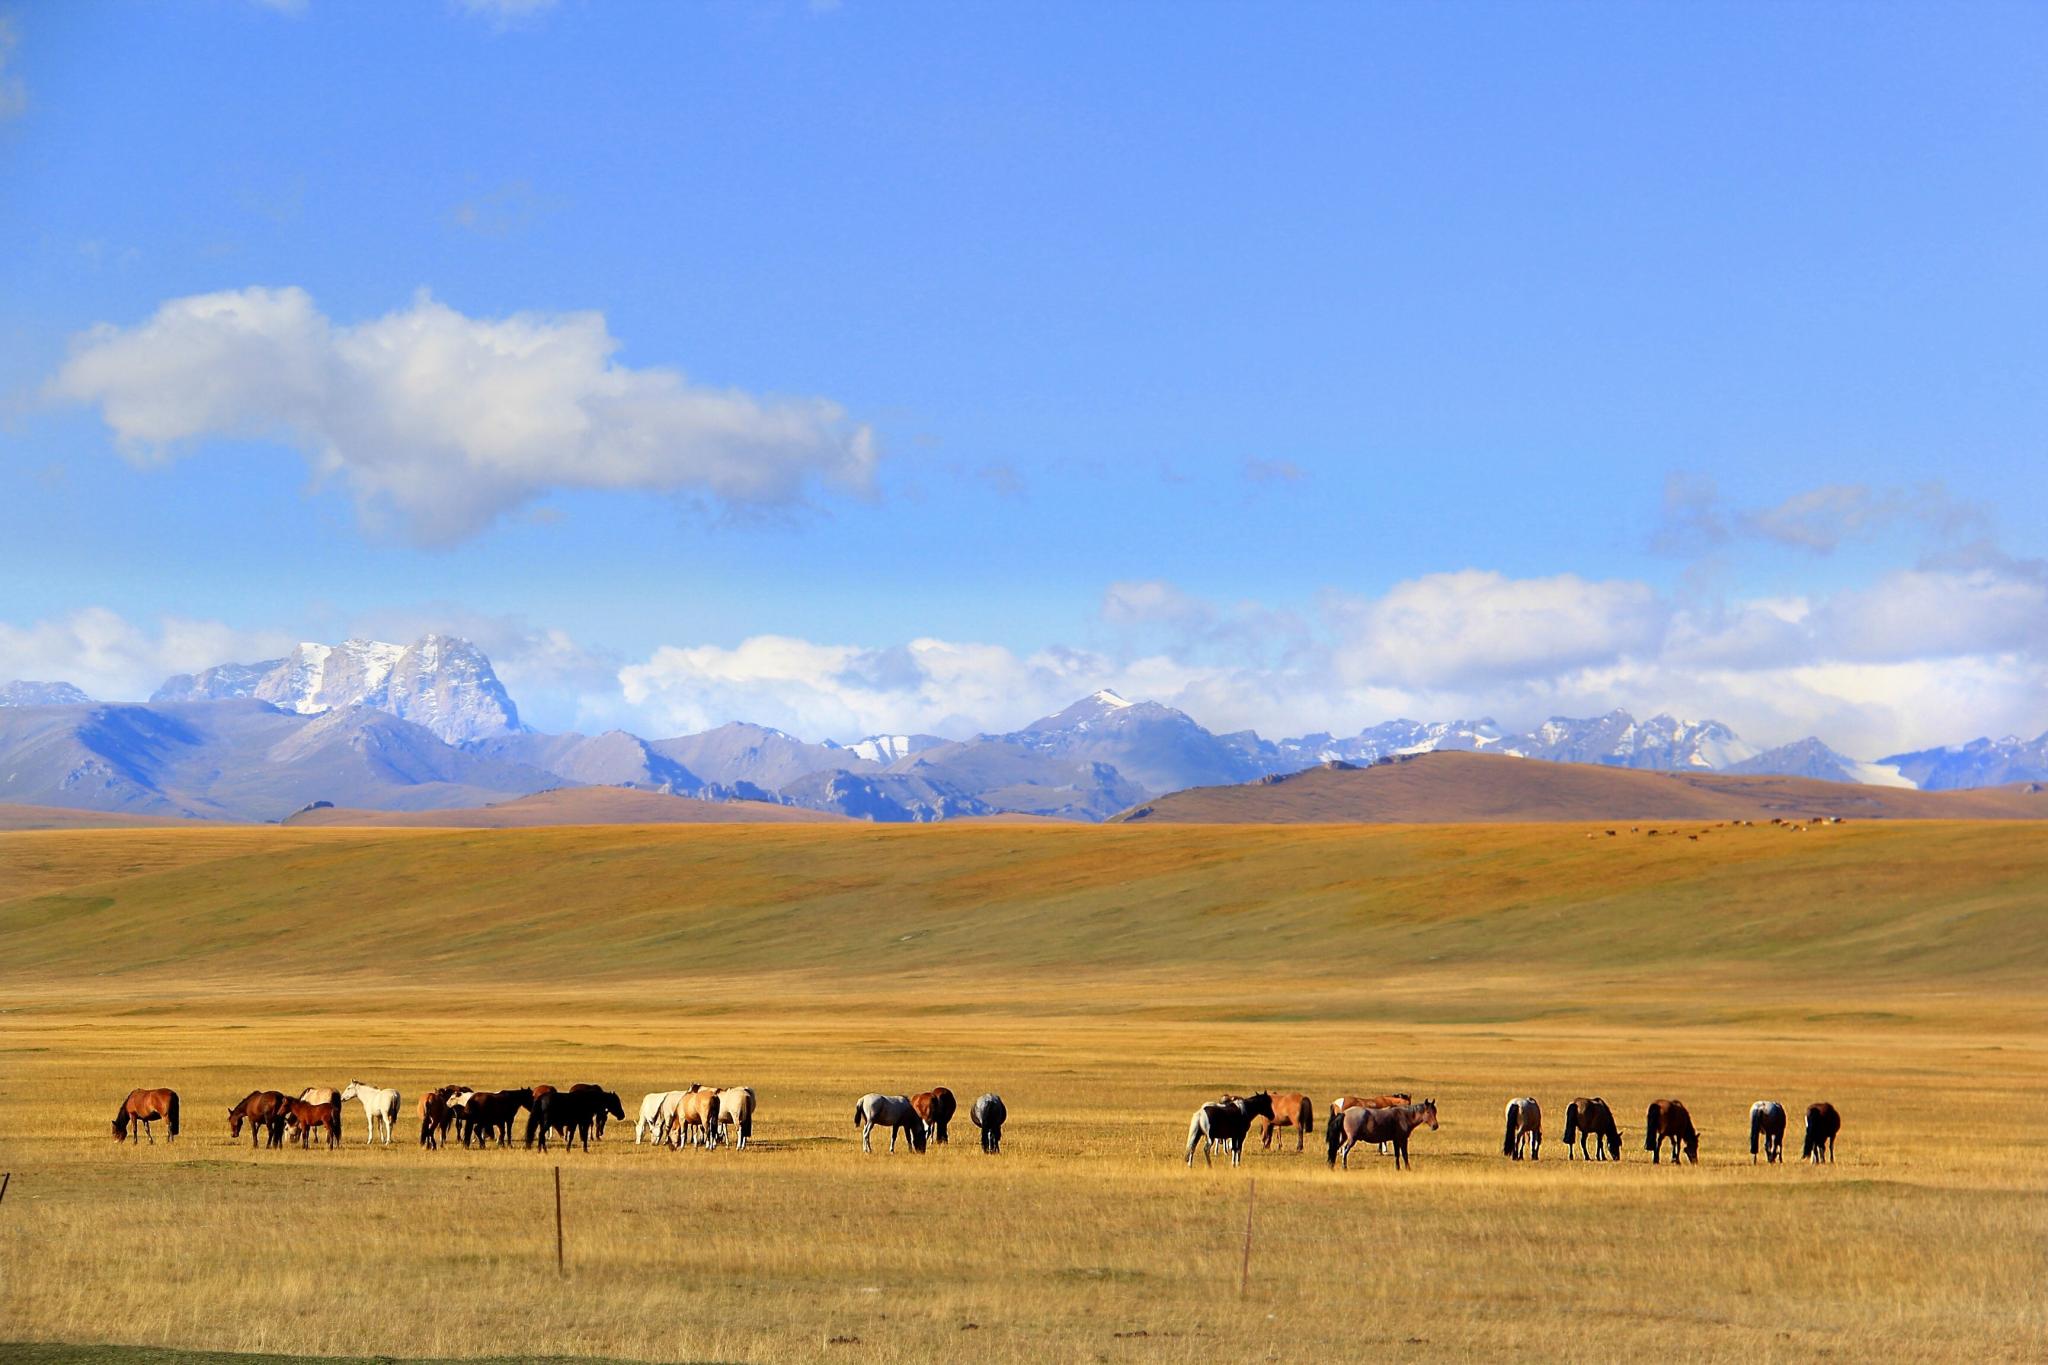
(715, 1086, 756, 1150)
(340, 1080, 401, 1144)
(854, 1093, 926, 1153)
(636, 1089, 688, 1144)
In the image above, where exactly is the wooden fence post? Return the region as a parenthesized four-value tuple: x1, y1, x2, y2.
(0, 1171, 11, 1205)
(1239, 1178, 1256, 1295)
(554, 1166, 565, 1276)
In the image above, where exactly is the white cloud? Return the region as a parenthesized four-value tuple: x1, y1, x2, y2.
(51, 286, 878, 544)
(0, 609, 295, 703)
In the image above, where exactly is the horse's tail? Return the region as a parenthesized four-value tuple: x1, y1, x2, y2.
(1562, 1105, 1579, 1146)
(167, 1091, 180, 1138)
(1502, 1103, 1518, 1157)
(1186, 1110, 1205, 1153)
(1749, 1106, 1762, 1156)
(854, 1101, 864, 1128)
(1644, 1103, 1660, 1152)
(522, 1104, 541, 1149)
(1324, 1112, 1343, 1166)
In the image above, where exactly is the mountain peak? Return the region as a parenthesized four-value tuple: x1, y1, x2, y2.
(0, 680, 95, 707)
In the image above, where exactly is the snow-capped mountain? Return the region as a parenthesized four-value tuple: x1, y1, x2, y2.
(1513, 710, 1758, 770)
(0, 680, 94, 707)
(153, 634, 522, 743)
(1726, 737, 1913, 788)
(839, 733, 946, 765)
(1880, 733, 2048, 791)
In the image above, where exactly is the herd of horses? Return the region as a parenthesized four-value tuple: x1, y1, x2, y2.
(114, 1084, 1845, 1170)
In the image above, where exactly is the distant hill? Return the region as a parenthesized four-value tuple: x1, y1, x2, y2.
(1114, 751, 2048, 824)
(0, 802, 202, 830)
(281, 785, 849, 827)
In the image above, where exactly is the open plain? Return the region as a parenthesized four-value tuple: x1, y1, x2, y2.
(3, 819, 2046, 1363)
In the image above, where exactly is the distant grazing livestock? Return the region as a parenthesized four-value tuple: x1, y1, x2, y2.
(1331, 1094, 1411, 1153)
(636, 1090, 686, 1145)
(1561, 1097, 1621, 1161)
(1502, 1097, 1542, 1160)
(671, 1087, 723, 1149)
(1184, 1092, 1275, 1168)
(417, 1089, 454, 1149)
(462, 1090, 535, 1148)
(1749, 1101, 1787, 1164)
(714, 1087, 756, 1149)
(911, 1087, 957, 1145)
(1258, 1092, 1315, 1151)
(1643, 1099, 1699, 1165)
(971, 1093, 1007, 1153)
(340, 1081, 401, 1145)
(855, 1094, 928, 1154)
(565, 1083, 618, 1139)
(281, 1096, 342, 1149)
(298, 1088, 343, 1142)
(228, 1090, 289, 1148)
(1802, 1103, 1841, 1163)
(1326, 1099, 1438, 1171)
(113, 1088, 179, 1144)
(527, 1088, 623, 1153)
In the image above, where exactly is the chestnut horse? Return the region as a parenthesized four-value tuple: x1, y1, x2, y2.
(113, 1088, 179, 1144)
(1802, 1102, 1840, 1163)
(281, 1096, 342, 1149)
(1561, 1097, 1621, 1161)
(1749, 1100, 1786, 1164)
(1326, 1099, 1438, 1171)
(911, 1087, 957, 1145)
(228, 1090, 290, 1148)
(1643, 1099, 1699, 1165)
(1259, 1092, 1315, 1151)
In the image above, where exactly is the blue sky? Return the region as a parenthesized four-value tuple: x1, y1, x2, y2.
(3, 1, 2046, 753)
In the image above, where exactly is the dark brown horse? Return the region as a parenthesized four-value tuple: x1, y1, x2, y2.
(1326, 1099, 1438, 1170)
(461, 1089, 535, 1148)
(1562, 1097, 1621, 1160)
(1643, 1099, 1698, 1165)
(227, 1090, 290, 1148)
(526, 1087, 623, 1152)
(1802, 1102, 1840, 1163)
(911, 1087, 958, 1145)
(113, 1088, 179, 1144)
(1259, 1092, 1315, 1151)
(281, 1096, 342, 1149)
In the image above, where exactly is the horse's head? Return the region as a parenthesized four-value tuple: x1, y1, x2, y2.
(1244, 1092, 1275, 1120)
(1682, 1131, 1700, 1164)
(1605, 1130, 1623, 1160)
(1419, 1099, 1439, 1130)
(340, 1082, 360, 1102)
(908, 1113, 929, 1153)
(111, 1113, 127, 1140)
(228, 1109, 244, 1136)
(605, 1091, 625, 1120)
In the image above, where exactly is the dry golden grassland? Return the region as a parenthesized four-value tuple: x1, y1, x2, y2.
(2, 821, 2046, 1363)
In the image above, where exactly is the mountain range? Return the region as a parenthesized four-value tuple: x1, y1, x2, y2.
(4, 633, 2046, 822)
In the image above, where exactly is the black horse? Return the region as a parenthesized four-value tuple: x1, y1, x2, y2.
(1802, 1102, 1840, 1163)
(459, 1089, 534, 1149)
(526, 1088, 625, 1152)
(971, 1093, 1007, 1154)
(1562, 1096, 1622, 1161)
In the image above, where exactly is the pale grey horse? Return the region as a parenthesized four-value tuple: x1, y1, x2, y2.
(971, 1093, 1006, 1153)
(854, 1093, 927, 1153)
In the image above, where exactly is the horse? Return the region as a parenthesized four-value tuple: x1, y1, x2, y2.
(340, 1081, 401, 1145)
(1259, 1092, 1315, 1152)
(463, 1089, 536, 1148)
(418, 1089, 455, 1149)
(227, 1090, 290, 1148)
(113, 1088, 179, 1144)
(298, 1088, 343, 1143)
(1643, 1099, 1699, 1165)
(971, 1093, 1007, 1153)
(1503, 1097, 1542, 1160)
(1802, 1102, 1840, 1163)
(281, 1096, 342, 1149)
(855, 1093, 928, 1153)
(911, 1087, 957, 1145)
(528, 1088, 623, 1153)
(1326, 1099, 1439, 1171)
(1561, 1097, 1621, 1160)
(1749, 1100, 1787, 1164)
(1331, 1093, 1411, 1153)
(1184, 1092, 1275, 1167)
(635, 1090, 682, 1144)
(670, 1087, 723, 1149)
(566, 1083, 616, 1140)
(715, 1087, 756, 1149)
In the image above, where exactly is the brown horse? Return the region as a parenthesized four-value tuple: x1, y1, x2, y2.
(1326, 1099, 1438, 1170)
(670, 1087, 723, 1149)
(281, 1096, 342, 1149)
(1562, 1097, 1622, 1160)
(1643, 1099, 1698, 1165)
(1331, 1094, 1411, 1153)
(113, 1088, 179, 1144)
(417, 1089, 453, 1149)
(1802, 1102, 1841, 1163)
(461, 1089, 535, 1148)
(911, 1087, 958, 1145)
(227, 1090, 290, 1148)
(1258, 1092, 1315, 1151)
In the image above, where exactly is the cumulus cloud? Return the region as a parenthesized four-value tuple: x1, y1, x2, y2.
(50, 286, 878, 544)
(0, 609, 295, 702)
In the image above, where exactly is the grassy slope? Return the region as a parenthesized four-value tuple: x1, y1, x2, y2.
(4, 821, 2047, 997)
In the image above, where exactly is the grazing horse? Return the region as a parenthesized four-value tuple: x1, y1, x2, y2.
(714, 1087, 756, 1149)
(635, 1090, 683, 1144)
(528, 1088, 623, 1153)
(1259, 1092, 1315, 1152)
(1502, 1097, 1542, 1160)
(417, 1089, 455, 1149)
(1802, 1102, 1840, 1163)
(911, 1087, 957, 1145)
(1331, 1093, 1411, 1154)
(298, 1088, 343, 1143)
(113, 1088, 179, 1144)
(1749, 1101, 1787, 1164)
(228, 1090, 290, 1149)
(464, 1089, 536, 1148)
(670, 1087, 723, 1149)
(1643, 1099, 1699, 1165)
(854, 1093, 928, 1153)
(1561, 1097, 1621, 1161)
(1326, 1099, 1439, 1171)
(281, 1096, 342, 1149)
(971, 1093, 1007, 1153)
(566, 1083, 616, 1140)
(1184, 1092, 1275, 1168)
(340, 1081, 401, 1145)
